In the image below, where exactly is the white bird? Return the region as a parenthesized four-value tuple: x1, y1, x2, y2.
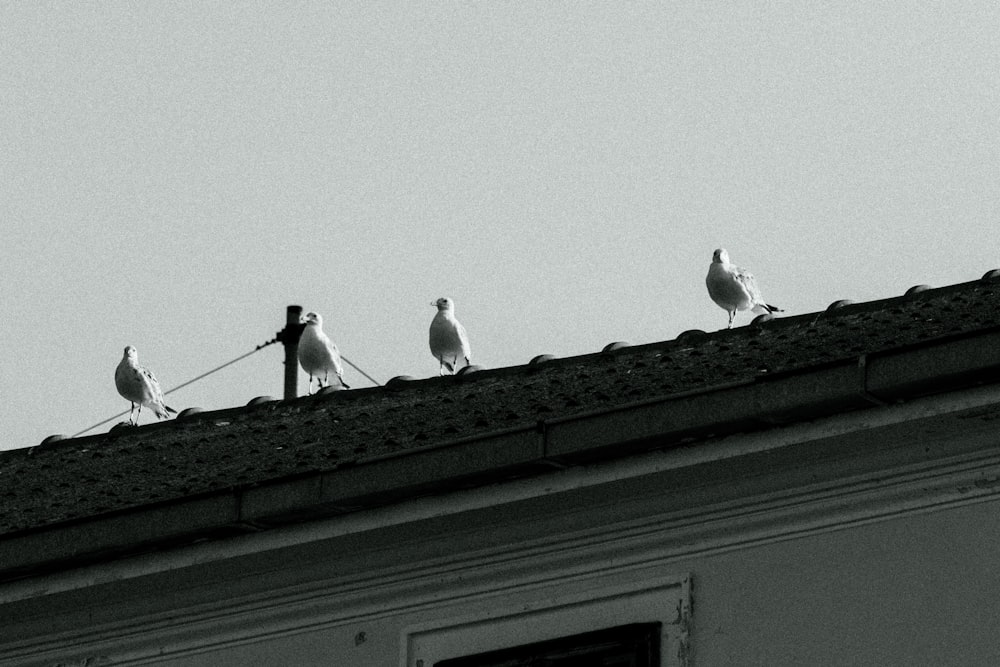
(298, 311, 349, 393)
(706, 248, 783, 328)
(429, 297, 471, 375)
(115, 345, 177, 425)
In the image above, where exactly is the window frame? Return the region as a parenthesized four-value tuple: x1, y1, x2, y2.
(401, 573, 691, 667)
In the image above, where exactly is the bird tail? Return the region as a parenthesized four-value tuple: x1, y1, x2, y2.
(752, 303, 784, 315)
(155, 405, 178, 419)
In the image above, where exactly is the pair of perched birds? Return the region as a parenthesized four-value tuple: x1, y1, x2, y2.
(114, 298, 473, 425)
(297, 297, 472, 391)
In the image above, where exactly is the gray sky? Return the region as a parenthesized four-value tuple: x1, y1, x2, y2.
(2, 2, 998, 450)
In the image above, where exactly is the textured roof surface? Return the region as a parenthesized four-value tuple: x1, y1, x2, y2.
(2, 275, 1000, 539)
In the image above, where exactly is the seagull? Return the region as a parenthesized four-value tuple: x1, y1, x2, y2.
(706, 248, 783, 328)
(115, 346, 177, 425)
(429, 297, 471, 375)
(298, 311, 349, 393)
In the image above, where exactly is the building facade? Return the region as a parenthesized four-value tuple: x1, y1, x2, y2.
(2, 276, 1000, 666)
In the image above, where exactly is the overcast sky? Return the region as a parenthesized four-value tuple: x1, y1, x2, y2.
(2, 2, 998, 450)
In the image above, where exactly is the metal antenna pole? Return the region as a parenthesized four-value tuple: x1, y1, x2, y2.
(281, 305, 304, 400)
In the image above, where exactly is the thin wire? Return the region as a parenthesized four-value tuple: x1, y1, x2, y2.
(71, 342, 276, 438)
(162, 346, 266, 397)
(71, 339, 383, 438)
(342, 355, 382, 387)
(72, 409, 132, 438)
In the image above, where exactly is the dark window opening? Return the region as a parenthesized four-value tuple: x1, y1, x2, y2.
(434, 622, 661, 667)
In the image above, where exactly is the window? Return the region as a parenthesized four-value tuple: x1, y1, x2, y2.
(434, 623, 661, 667)
(403, 573, 690, 667)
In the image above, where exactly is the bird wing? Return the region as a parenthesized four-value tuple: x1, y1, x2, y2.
(326, 338, 345, 377)
(301, 327, 347, 381)
(314, 329, 345, 377)
(455, 320, 472, 362)
(733, 265, 764, 304)
(139, 366, 165, 403)
(142, 366, 178, 415)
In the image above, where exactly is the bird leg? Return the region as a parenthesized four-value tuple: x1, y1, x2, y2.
(308, 374, 314, 395)
(728, 311, 735, 329)
(129, 402, 136, 425)
(322, 371, 329, 388)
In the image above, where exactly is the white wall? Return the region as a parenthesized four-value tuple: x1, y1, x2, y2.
(15, 497, 998, 667)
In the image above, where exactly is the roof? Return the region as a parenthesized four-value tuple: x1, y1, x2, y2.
(2, 272, 1000, 580)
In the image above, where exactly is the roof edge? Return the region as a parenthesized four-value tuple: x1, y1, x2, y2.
(2, 329, 1000, 581)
